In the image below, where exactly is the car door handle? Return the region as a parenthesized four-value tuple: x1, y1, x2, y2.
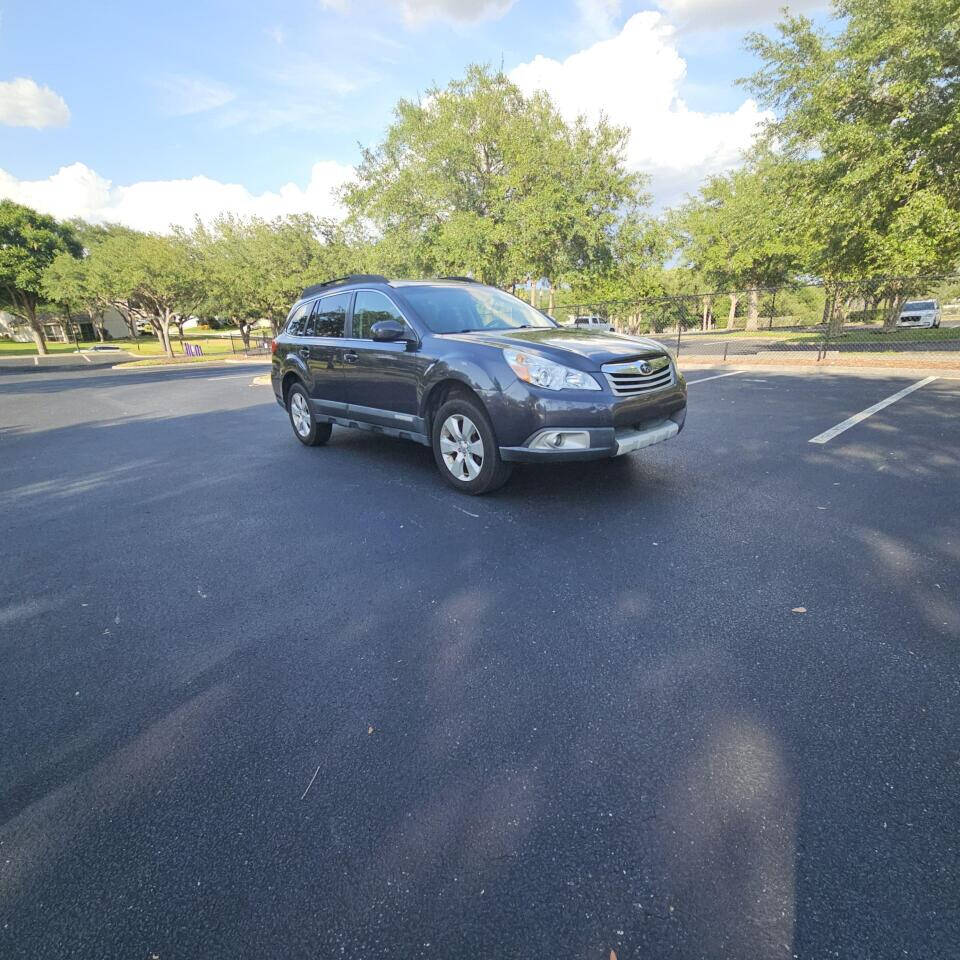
(343, 352, 359, 364)
(298, 348, 310, 359)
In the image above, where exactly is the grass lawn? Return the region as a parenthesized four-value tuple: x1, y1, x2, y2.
(0, 333, 241, 358)
(680, 326, 960, 343)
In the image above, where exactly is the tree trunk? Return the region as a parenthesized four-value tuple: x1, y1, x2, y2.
(727, 294, 739, 329)
(745, 287, 760, 331)
(93, 311, 106, 342)
(240, 322, 251, 350)
(25, 304, 48, 356)
(701, 295, 713, 331)
(28, 322, 48, 355)
(118, 305, 138, 339)
(547, 282, 555, 315)
(158, 311, 175, 358)
(883, 291, 907, 332)
(827, 289, 847, 336)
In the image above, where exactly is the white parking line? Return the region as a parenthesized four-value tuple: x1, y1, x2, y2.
(685, 371, 743, 385)
(808, 376, 938, 444)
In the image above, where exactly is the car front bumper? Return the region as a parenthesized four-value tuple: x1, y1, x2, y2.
(499, 414, 684, 462)
(495, 373, 687, 462)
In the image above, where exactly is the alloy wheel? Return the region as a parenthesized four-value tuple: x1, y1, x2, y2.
(439, 414, 484, 481)
(291, 392, 311, 437)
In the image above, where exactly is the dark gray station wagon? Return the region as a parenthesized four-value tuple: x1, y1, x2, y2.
(271, 275, 687, 494)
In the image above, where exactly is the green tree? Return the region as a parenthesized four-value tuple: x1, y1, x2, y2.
(746, 0, 960, 329)
(190, 214, 355, 340)
(127, 233, 203, 357)
(342, 64, 645, 292)
(84, 231, 201, 357)
(84, 227, 153, 339)
(672, 162, 805, 329)
(0, 200, 81, 354)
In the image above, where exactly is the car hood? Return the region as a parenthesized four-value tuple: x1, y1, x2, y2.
(442, 327, 669, 368)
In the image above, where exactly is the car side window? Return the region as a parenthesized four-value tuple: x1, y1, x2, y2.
(311, 292, 349, 338)
(353, 290, 406, 339)
(286, 302, 309, 336)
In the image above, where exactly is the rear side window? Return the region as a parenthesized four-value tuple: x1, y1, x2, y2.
(353, 290, 406, 339)
(311, 292, 349, 337)
(286, 302, 309, 335)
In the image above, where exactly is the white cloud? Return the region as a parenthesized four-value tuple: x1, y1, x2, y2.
(389, 0, 517, 23)
(576, 0, 622, 36)
(510, 11, 770, 205)
(155, 75, 236, 116)
(317, 0, 515, 21)
(656, 0, 825, 29)
(0, 77, 70, 128)
(0, 161, 353, 232)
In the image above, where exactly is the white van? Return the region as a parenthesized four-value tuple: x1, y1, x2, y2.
(571, 315, 614, 332)
(897, 300, 941, 328)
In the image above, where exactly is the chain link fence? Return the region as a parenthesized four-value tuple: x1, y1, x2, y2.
(550, 277, 960, 368)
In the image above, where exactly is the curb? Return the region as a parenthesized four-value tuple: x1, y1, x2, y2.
(680, 360, 960, 378)
(111, 358, 271, 371)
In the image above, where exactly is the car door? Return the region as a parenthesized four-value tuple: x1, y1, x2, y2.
(304, 292, 351, 413)
(341, 289, 429, 431)
(279, 300, 310, 376)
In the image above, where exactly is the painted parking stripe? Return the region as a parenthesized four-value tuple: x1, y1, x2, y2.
(808, 376, 938, 444)
(685, 371, 743, 385)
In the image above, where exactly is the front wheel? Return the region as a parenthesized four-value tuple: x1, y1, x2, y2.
(432, 397, 512, 495)
(287, 383, 332, 447)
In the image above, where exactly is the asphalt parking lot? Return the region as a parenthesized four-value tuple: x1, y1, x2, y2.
(1, 364, 958, 959)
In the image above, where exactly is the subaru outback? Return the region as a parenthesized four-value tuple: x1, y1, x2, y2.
(271, 276, 686, 494)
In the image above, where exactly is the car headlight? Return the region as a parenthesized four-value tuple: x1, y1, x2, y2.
(503, 348, 601, 391)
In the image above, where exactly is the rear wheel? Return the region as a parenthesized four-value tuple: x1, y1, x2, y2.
(287, 383, 332, 447)
(432, 397, 512, 495)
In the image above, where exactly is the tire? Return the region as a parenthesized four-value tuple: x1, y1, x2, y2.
(287, 383, 332, 447)
(431, 396, 513, 495)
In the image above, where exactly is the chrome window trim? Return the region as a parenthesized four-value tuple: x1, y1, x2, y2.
(350, 288, 413, 341)
(304, 291, 350, 339)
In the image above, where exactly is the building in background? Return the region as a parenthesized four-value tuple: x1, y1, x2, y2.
(0, 307, 130, 343)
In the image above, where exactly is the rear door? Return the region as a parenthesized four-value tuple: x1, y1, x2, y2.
(277, 301, 310, 383)
(341, 289, 428, 431)
(304, 292, 351, 412)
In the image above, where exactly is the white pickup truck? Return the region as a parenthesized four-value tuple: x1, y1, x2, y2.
(897, 299, 941, 328)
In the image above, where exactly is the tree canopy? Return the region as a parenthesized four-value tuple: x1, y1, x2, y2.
(744, 0, 960, 323)
(0, 199, 81, 354)
(342, 64, 649, 295)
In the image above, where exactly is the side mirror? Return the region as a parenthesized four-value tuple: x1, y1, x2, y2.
(371, 319, 406, 342)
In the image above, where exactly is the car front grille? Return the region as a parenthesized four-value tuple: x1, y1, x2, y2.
(602, 356, 674, 396)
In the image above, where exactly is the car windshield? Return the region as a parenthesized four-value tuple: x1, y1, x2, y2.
(400, 284, 556, 334)
(904, 300, 936, 310)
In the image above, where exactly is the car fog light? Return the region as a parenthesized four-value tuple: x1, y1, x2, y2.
(530, 430, 590, 450)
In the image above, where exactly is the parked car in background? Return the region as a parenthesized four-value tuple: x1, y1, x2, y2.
(897, 300, 941, 328)
(569, 315, 614, 332)
(271, 276, 686, 494)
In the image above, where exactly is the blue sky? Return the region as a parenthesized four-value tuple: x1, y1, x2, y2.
(0, 0, 829, 229)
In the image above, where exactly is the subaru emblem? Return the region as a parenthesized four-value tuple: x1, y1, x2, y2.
(639, 360, 652, 375)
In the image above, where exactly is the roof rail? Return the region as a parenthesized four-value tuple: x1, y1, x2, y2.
(438, 276, 479, 283)
(301, 274, 390, 299)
